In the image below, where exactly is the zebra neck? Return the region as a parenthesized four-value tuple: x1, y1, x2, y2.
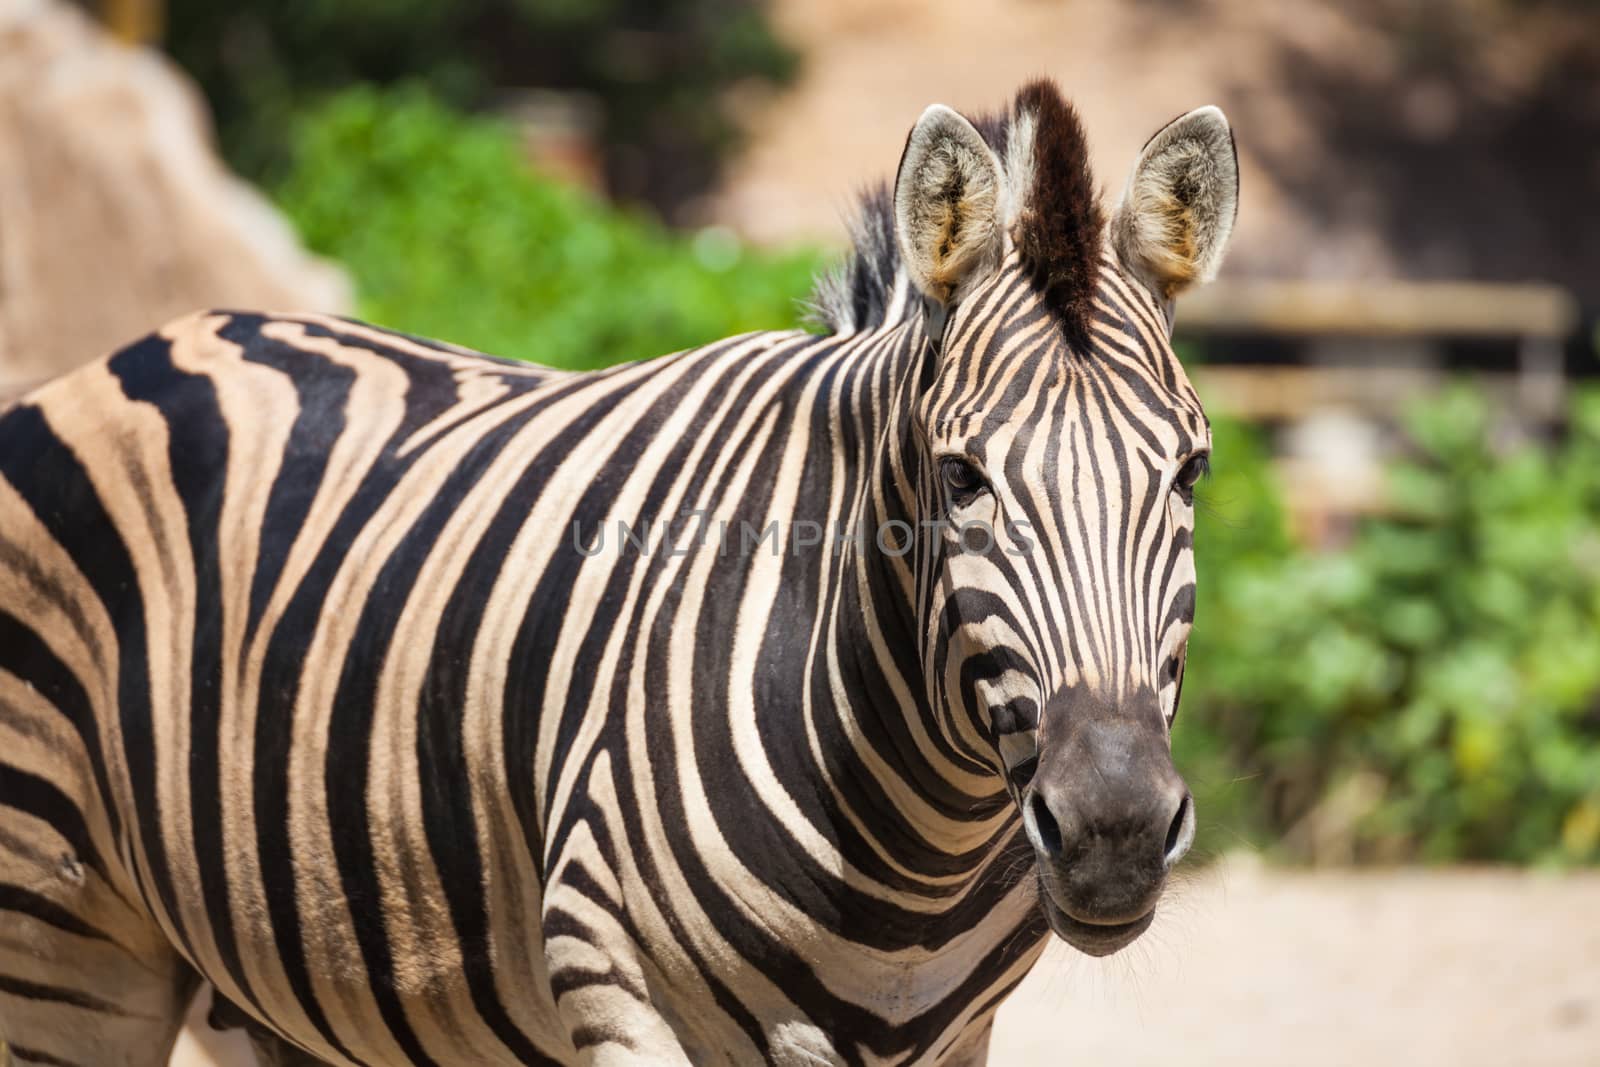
(807, 321, 1017, 887)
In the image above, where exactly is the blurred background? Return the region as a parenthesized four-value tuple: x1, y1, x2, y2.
(2, 0, 1598, 1062)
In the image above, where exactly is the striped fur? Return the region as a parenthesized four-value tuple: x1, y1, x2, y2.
(0, 86, 1228, 1066)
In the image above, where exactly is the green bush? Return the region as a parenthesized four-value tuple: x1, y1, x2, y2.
(275, 86, 822, 369)
(164, 0, 798, 215)
(1181, 388, 1600, 865)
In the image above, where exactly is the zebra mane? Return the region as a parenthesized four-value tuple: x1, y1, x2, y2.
(808, 80, 1102, 340)
(805, 184, 900, 334)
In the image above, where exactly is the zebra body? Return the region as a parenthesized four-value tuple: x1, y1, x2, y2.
(0, 82, 1238, 1065)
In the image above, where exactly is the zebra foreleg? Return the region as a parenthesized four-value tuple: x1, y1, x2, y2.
(542, 944, 693, 1065)
(540, 900, 693, 1066)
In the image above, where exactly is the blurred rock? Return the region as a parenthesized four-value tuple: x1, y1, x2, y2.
(0, 0, 348, 391)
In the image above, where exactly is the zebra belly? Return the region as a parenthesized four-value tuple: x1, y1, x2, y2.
(163, 813, 572, 1066)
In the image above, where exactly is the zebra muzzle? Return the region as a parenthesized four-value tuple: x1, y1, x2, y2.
(1020, 711, 1192, 955)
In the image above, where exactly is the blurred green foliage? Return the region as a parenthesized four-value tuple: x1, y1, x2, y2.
(273, 87, 1600, 866)
(275, 87, 822, 368)
(163, 0, 797, 214)
(1181, 389, 1600, 865)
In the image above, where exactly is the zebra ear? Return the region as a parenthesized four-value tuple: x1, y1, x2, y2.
(893, 105, 1006, 308)
(1111, 106, 1239, 302)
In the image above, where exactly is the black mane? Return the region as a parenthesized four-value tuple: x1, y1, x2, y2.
(808, 80, 1102, 342)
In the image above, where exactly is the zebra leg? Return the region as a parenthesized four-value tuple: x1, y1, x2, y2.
(204, 990, 328, 1066)
(0, 874, 198, 1067)
(0, 683, 199, 1066)
(543, 948, 694, 1065)
(541, 897, 693, 1066)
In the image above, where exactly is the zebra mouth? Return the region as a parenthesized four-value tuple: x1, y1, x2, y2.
(1038, 892, 1156, 957)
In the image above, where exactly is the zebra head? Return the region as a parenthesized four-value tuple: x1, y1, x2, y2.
(890, 83, 1238, 956)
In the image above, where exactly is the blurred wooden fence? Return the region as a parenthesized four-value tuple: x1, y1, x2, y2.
(1174, 279, 1583, 543)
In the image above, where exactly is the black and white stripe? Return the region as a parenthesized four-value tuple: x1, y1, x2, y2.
(0, 82, 1237, 1065)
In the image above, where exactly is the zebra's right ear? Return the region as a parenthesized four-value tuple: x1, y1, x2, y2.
(893, 105, 1006, 310)
(1111, 106, 1239, 303)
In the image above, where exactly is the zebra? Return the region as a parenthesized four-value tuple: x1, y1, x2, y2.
(0, 79, 1237, 1065)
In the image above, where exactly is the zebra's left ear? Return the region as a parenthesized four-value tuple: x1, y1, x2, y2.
(1111, 106, 1239, 303)
(893, 104, 1007, 310)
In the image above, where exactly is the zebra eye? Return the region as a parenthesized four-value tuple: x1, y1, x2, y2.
(940, 457, 986, 505)
(1175, 452, 1210, 494)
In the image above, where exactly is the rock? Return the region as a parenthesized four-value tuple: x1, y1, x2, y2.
(0, 0, 349, 391)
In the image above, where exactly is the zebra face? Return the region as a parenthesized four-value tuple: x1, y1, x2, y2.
(892, 84, 1237, 956)
(917, 255, 1207, 956)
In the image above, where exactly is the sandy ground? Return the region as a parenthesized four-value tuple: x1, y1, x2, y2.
(166, 854, 1600, 1066)
(989, 855, 1600, 1066)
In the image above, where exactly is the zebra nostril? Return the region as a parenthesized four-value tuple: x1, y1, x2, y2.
(1029, 791, 1063, 858)
(1164, 793, 1194, 867)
